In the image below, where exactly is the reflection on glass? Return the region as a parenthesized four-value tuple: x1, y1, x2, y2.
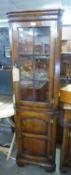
(18, 27, 50, 56)
(18, 26, 50, 102)
(20, 80, 34, 101)
(20, 79, 48, 102)
(34, 80, 48, 102)
(34, 27, 50, 55)
(20, 58, 33, 80)
(20, 58, 49, 82)
(18, 28, 33, 54)
(34, 59, 49, 80)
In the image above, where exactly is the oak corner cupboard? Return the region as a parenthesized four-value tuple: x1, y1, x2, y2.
(7, 9, 62, 171)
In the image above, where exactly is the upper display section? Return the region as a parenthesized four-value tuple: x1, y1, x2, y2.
(18, 27, 50, 56)
(7, 9, 63, 106)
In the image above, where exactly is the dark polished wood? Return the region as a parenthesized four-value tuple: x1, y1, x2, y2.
(60, 84, 71, 172)
(7, 9, 62, 171)
(60, 84, 71, 104)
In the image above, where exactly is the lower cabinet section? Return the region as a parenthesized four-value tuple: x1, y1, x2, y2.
(15, 109, 57, 171)
(60, 109, 71, 172)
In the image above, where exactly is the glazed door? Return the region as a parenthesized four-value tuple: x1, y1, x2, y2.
(12, 21, 57, 105)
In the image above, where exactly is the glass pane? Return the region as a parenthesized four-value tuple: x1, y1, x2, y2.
(19, 57, 34, 101)
(20, 80, 34, 101)
(34, 27, 50, 55)
(18, 27, 33, 55)
(19, 57, 33, 81)
(34, 57, 49, 81)
(18, 25, 51, 103)
(34, 80, 48, 102)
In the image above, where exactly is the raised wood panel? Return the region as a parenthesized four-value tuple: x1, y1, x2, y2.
(22, 136, 47, 157)
(21, 117, 48, 135)
(16, 110, 49, 136)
